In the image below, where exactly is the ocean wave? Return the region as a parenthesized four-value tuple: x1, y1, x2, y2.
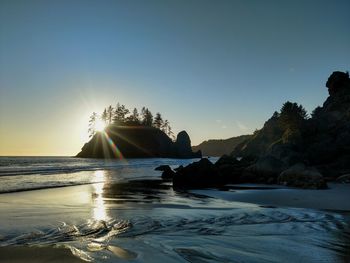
(0, 157, 202, 177)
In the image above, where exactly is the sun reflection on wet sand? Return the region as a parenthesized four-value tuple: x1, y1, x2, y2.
(92, 171, 109, 221)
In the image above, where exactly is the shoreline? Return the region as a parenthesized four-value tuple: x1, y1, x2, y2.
(0, 180, 349, 262)
(1, 177, 350, 211)
(191, 183, 350, 212)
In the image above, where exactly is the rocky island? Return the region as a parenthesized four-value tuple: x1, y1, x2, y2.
(76, 104, 201, 159)
(77, 127, 201, 159)
(158, 71, 350, 189)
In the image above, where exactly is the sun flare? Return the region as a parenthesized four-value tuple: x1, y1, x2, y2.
(95, 119, 106, 132)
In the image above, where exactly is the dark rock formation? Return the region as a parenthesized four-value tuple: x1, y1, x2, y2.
(173, 158, 222, 188)
(175, 131, 202, 158)
(155, 165, 171, 171)
(171, 156, 257, 188)
(76, 126, 201, 159)
(162, 71, 350, 189)
(192, 135, 251, 157)
(214, 155, 255, 183)
(278, 164, 327, 189)
(231, 114, 283, 158)
(242, 155, 287, 184)
(155, 165, 175, 179)
(326, 71, 350, 96)
(232, 71, 350, 181)
(336, 174, 350, 184)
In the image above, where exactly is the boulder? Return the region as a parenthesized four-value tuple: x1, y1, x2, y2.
(155, 165, 175, 179)
(244, 155, 287, 178)
(214, 155, 254, 183)
(172, 158, 221, 188)
(278, 163, 327, 189)
(175, 131, 202, 158)
(155, 165, 171, 171)
(336, 174, 350, 184)
(215, 154, 240, 167)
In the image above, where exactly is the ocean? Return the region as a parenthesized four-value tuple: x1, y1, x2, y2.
(0, 157, 349, 262)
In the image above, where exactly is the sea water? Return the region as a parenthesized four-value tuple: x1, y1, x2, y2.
(0, 157, 349, 262)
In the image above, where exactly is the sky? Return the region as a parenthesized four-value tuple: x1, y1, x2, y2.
(0, 0, 349, 156)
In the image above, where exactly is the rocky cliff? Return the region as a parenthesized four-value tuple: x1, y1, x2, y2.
(76, 126, 201, 159)
(232, 71, 350, 179)
(164, 71, 350, 189)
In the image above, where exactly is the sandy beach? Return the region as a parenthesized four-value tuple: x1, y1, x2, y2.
(0, 168, 350, 263)
(192, 183, 350, 212)
(0, 246, 85, 263)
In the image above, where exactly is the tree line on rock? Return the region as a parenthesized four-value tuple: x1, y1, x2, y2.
(271, 101, 308, 144)
(88, 103, 174, 139)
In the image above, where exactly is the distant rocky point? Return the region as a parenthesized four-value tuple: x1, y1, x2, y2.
(192, 135, 251, 157)
(76, 126, 201, 159)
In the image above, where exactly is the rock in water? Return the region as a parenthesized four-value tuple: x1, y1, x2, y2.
(155, 165, 176, 180)
(173, 158, 221, 188)
(175, 131, 202, 158)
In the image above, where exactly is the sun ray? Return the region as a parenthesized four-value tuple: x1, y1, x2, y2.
(107, 128, 154, 157)
(102, 131, 125, 160)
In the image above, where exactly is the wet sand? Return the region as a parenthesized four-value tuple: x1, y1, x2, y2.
(0, 246, 85, 263)
(1, 181, 350, 262)
(192, 183, 350, 212)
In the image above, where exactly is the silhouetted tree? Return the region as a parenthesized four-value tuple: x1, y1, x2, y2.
(106, 105, 114, 124)
(153, 112, 163, 129)
(272, 111, 280, 119)
(279, 101, 307, 131)
(87, 103, 175, 136)
(88, 112, 99, 138)
(113, 103, 129, 124)
(278, 101, 307, 143)
(141, 107, 153, 126)
(311, 106, 322, 119)
(101, 108, 108, 124)
(126, 107, 140, 124)
(162, 119, 174, 140)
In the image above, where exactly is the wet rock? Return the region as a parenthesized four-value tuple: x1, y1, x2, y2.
(173, 158, 221, 188)
(278, 163, 327, 189)
(155, 165, 175, 179)
(336, 174, 350, 184)
(155, 165, 171, 171)
(161, 169, 176, 180)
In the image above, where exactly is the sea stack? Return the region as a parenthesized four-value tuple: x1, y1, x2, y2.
(76, 126, 201, 159)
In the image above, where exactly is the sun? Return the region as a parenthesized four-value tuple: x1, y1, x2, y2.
(95, 119, 106, 132)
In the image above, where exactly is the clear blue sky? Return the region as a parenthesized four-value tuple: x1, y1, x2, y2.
(0, 0, 349, 155)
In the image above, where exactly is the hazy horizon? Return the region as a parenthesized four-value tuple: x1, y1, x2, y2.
(1, 0, 350, 156)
